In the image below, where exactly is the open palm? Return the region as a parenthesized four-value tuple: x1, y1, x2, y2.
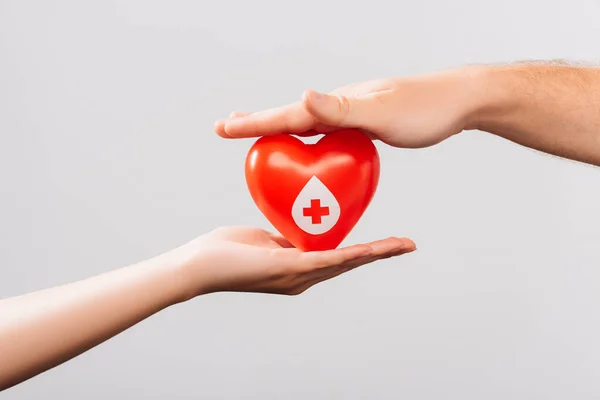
(181, 226, 416, 296)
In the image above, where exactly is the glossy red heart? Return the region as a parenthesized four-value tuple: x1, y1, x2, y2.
(245, 129, 380, 251)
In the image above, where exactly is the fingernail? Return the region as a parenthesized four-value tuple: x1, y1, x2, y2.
(309, 90, 326, 103)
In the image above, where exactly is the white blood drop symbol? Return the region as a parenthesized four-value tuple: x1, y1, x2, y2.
(291, 176, 341, 235)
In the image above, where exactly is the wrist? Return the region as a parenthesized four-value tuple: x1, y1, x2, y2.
(161, 240, 218, 303)
(148, 245, 209, 305)
(460, 64, 518, 132)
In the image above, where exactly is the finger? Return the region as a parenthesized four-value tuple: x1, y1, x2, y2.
(294, 241, 417, 294)
(214, 112, 251, 138)
(302, 89, 393, 130)
(304, 247, 402, 283)
(219, 102, 317, 138)
(267, 232, 296, 249)
(360, 237, 416, 258)
(300, 244, 372, 270)
(214, 119, 228, 138)
(300, 237, 416, 271)
(292, 253, 392, 294)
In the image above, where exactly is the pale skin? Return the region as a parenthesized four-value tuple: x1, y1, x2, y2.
(0, 227, 414, 390)
(2, 61, 600, 392)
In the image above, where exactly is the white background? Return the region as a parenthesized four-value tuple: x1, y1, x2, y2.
(1, 0, 600, 398)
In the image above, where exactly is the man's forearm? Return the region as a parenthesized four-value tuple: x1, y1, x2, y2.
(468, 63, 600, 165)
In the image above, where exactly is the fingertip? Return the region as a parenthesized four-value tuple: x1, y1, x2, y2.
(391, 237, 417, 253)
(302, 89, 321, 112)
(221, 118, 245, 138)
(361, 236, 417, 257)
(390, 237, 417, 256)
(301, 89, 312, 98)
(213, 120, 231, 138)
(400, 237, 417, 251)
(302, 89, 316, 101)
(215, 112, 250, 138)
(391, 236, 417, 249)
(221, 116, 263, 139)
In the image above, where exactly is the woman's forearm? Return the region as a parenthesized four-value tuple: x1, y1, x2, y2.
(0, 249, 191, 391)
(470, 63, 600, 165)
(0, 226, 412, 391)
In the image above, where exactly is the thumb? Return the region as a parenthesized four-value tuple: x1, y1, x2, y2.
(302, 89, 378, 128)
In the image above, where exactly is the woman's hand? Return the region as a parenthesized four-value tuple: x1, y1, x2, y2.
(1, 226, 415, 390)
(175, 226, 416, 298)
(214, 67, 484, 148)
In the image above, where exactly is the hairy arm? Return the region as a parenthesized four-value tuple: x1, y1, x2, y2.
(215, 61, 600, 166)
(471, 63, 600, 165)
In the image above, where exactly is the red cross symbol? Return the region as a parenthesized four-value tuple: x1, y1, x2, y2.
(303, 199, 330, 224)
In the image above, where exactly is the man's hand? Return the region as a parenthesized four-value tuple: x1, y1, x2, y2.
(214, 68, 482, 148)
(215, 63, 600, 166)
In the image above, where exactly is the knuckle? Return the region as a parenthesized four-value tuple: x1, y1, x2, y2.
(334, 94, 351, 124)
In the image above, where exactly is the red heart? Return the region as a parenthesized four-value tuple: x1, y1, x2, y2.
(245, 129, 380, 251)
